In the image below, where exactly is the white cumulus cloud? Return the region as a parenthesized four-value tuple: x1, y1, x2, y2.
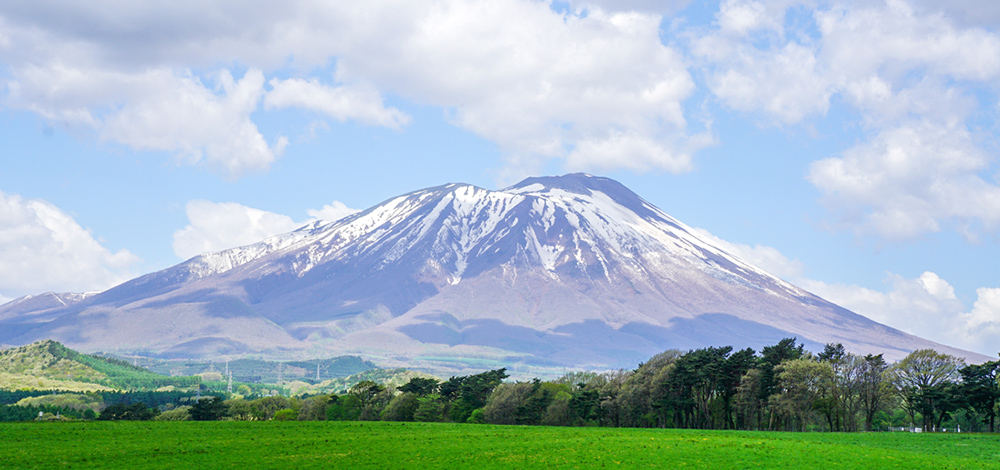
(0, 191, 139, 298)
(802, 272, 1000, 357)
(7, 65, 286, 179)
(306, 201, 360, 222)
(330, 1, 708, 176)
(172, 201, 302, 260)
(173, 199, 359, 260)
(265, 78, 410, 129)
(807, 121, 1000, 239)
(693, 0, 1000, 241)
(101, 69, 286, 178)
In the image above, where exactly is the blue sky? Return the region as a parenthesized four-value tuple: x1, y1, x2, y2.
(1, 0, 999, 355)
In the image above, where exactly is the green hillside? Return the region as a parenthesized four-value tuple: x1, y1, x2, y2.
(0, 340, 200, 391)
(0, 340, 107, 382)
(0, 340, 417, 397)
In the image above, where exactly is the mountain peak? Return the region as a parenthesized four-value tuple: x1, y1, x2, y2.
(505, 173, 616, 195)
(503, 173, 654, 216)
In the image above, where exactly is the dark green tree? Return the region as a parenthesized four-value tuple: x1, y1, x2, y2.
(445, 368, 508, 423)
(349, 380, 389, 421)
(719, 347, 756, 429)
(413, 394, 445, 422)
(569, 387, 602, 424)
(513, 379, 553, 425)
(97, 403, 158, 421)
(382, 393, 420, 421)
(857, 354, 892, 431)
(959, 360, 1000, 432)
(659, 346, 756, 430)
(190, 396, 228, 421)
(399, 377, 440, 396)
(326, 395, 362, 421)
(817, 343, 848, 431)
(758, 338, 804, 430)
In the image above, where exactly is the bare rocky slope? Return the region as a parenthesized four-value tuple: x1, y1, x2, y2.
(0, 174, 984, 373)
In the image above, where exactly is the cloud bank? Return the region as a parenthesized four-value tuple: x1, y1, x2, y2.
(5, 0, 1000, 241)
(0, 0, 708, 181)
(0, 191, 139, 299)
(172, 199, 359, 260)
(703, 225, 1000, 356)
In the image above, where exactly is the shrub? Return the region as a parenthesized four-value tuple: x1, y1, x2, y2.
(154, 406, 191, 421)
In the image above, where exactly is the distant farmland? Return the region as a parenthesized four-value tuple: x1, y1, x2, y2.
(3, 421, 998, 469)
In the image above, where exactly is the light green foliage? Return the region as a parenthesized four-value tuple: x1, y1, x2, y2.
(153, 406, 191, 421)
(2, 421, 1000, 469)
(466, 408, 485, 424)
(891, 350, 964, 390)
(0, 340, 106, 381)
(891, 349, 965, 432)
(0, 373, 113, 392)
(15, 393, 103, 413)
(225, 399, 253, 421)
(608, 350, 679, 427)
(248, 396, 295, 421)
(770, 358, 835, 431)
(273, 408, 298, 421)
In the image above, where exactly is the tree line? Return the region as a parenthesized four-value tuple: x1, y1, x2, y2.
(10, 339, 999, 432)
(208, 340, 995, 432)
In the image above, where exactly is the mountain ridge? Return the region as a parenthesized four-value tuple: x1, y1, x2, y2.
(0, 174, 986, 372)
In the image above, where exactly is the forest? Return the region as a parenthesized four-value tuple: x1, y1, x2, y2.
(18, 338, 994, 433)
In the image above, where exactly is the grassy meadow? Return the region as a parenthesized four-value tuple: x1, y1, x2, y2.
(2, 421, 997, 469)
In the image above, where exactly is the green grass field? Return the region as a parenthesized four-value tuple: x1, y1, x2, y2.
(2, 422, 997, 469)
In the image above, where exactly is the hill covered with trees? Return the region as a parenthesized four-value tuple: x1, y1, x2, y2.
(0, 340, 200, 391)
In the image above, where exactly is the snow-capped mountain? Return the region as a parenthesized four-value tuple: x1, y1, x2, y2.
(0, 174, 983, 370)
